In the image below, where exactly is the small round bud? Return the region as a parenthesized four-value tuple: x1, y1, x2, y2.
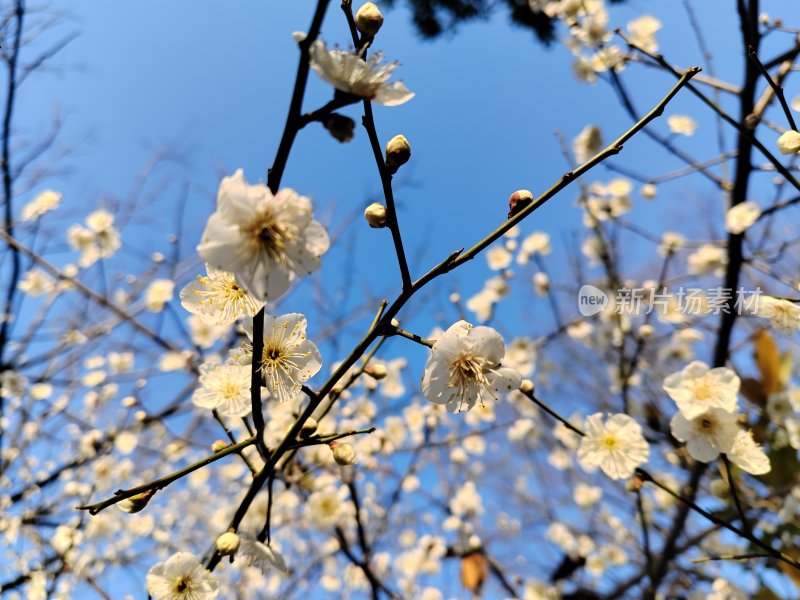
(519, 379, 535, 394)
(216, 531, 240, 556)
(640, 183, 657, 200)
(626, 476, 644, 492)
(364, 203, 388, 228)
(507, 189, 533, 219)
(332, 443, 358, 465)
(385, 135, 411, 170)
(638, 324, 654, 340)
(448, 292, 461, 304)
(390, 318, 400, 328)
(324, 113, 356, 143)
(365, 363, 388, 380)
(121, 396, 136, 408)
(777, 130, 800, 155)
(117, 489, 155, 514)
(355, 2, 384, 37)
(300, 417, 318, 438)
(211, 439, 229, 453)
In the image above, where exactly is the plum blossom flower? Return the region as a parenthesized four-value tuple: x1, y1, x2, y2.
(192, 363, 253, 417)
(753, 296, 800, 334)
(146, 552, 219, 600)
(236, 532, 288, 573)
(663, 361, 740, 420)
(421, 321, 521, 413)
(180, 264, 264, 325)
(725, 201, 761, 234)
(197, 170, 329, 300)
(308, 40, 414, 106)
(67, 209, 121, 267)
(144, 279, 175, 312)
(670, 408, 739, 462)
(577, 413, 649, 480)
(667, 114, 697, 136)
(727, 429, 771, 475)
(232, 313, 322, 404)
(21, 189, 62, 221)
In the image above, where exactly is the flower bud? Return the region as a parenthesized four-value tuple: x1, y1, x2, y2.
(385, 135, 411, 170)
(355, 2, 384, 37)
(626, 476, 644, 492)
(211, 439, 229, 453)
(519, 379, 535, 394)
(117, 489, 155, 514)
(777, 130, 800, 155)
(364, 202, 388, 228)
(332, 443, 358, 465)
(365, 363, 388, 380)
(638, 324, 654, 340)
(300, 417, 318, 438)
(507, 189, 533, 219)
(324, 113, 356, 143)
(640, 183, 657, 200)
(215, 531, 240, 556)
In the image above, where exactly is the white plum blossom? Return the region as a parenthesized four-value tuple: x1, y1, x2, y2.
(236, 532, 288, 573)
(197, 170, 329, 300)
(573, 125, 602, 164)
(577, 413, 650, 480)
(627, 15, 662, 53)
(233, 313, 323, 404)
(727, 429, 771, 475)
(21, 189, 62, 221)
(753, 296, 800, 334)
(663, 361, 740, 420)
(192, 363, 253, 417)
(421, 321, 521, 413)
(308, 40, 414, 107)
(146, 552, 219, 600)
(180, 264, 264, 325)
(18, 268, 56, 297)
(144, 279, 175, 312)
(67, 209, 121, 267)
(670, 408, 739, 462)
(725, 201, 761, 234)
(667, 114, 697, 136)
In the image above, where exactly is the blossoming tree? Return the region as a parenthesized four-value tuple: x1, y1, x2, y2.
(3, 0, 800, 598)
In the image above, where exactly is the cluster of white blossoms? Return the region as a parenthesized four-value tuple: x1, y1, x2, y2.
(421, 321, 522, 413)
(753, 296, 800, 334)
(664, 361, 770, 475)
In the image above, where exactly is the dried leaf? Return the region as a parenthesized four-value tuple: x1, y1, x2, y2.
(754, 329, 782, 396)
(461, 552, 488, 596)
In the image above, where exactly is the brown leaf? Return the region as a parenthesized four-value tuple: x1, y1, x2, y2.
(754, 329, 782, 396)
(461, 551, 488, 596)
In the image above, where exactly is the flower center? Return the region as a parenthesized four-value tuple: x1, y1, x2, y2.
(693, 378, 713, 402)
(602, 434, 619, 450)
(175, 576, 191, 592)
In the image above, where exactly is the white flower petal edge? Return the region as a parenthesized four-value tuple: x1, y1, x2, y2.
(577, 413, 650, 480)
(309, 40, 414, 107)
(146, 552, 219, 600)
(421, 320, 521, 413)
(197, 170, 329, 301)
